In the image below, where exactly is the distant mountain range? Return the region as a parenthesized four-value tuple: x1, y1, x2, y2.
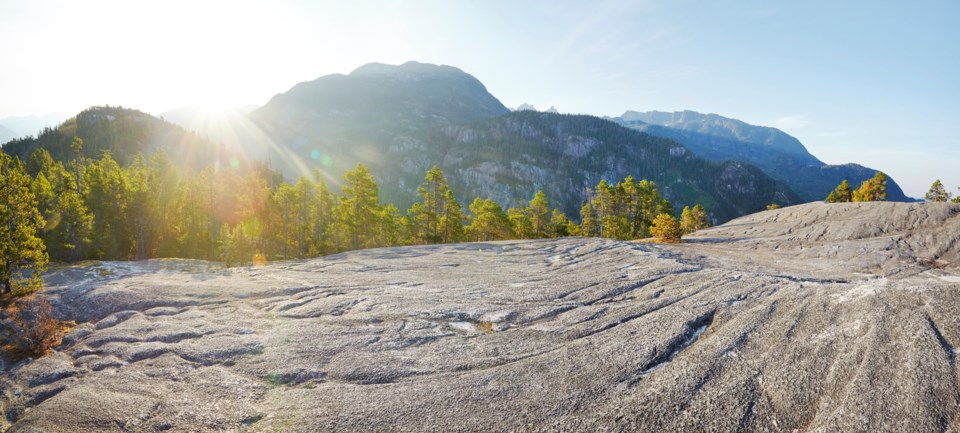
(612, 110, 909, 202)
(242, 61, 797, 221)
(1, 61, 910, 223)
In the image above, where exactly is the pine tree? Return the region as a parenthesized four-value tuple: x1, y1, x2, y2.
(680, 204, 711, 235)
(925, 179, 951, 202)
(507, 207, 534, 239)
(549, 209, 573, 237)
(529, 190, 550, 238)
(0, 152, 48, 296)
(953, 187, 960, 204)
(413, 166, 452, 243)
(467, 198, 511, 241)
(579, 202, 597, 237)
(852, 172, 887, 202)
(650, 213, 682, 243)
(826, 180, 852, 203)
(340, 163, 381, 250)
(439, 189, 466, 243)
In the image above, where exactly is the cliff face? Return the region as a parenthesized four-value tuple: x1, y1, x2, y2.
(2, 202, 958, 432)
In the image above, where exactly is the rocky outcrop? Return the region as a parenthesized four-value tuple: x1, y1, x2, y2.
(1, 202, 958, 432)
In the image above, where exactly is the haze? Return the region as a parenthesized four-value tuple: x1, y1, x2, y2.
(1, 0, 957, 197)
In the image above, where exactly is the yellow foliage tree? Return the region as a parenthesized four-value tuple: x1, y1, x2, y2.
(650, 213, 682, 243)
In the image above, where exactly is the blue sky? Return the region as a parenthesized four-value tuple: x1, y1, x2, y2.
(1, 0, 957, 197)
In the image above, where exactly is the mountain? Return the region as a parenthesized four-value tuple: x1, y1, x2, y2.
(421, 111, 799, 222)
(0, 123, 16, 143)
(0, 106, 224, 172)
(245, 62, 797, 222)
(0, 112, 71, 138)
(247, 61, 510, 180)
(614, 110, 910, 201)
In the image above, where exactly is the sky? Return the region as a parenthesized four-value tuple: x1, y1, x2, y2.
(1, 0, 957, 198)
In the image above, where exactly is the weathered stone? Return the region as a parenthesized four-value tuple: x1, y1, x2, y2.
(1, 202, 958, 432)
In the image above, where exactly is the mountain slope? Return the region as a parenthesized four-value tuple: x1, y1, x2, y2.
(245, 62, 797, 222)
(421, 111, 800, 222)
(0, 106, 222, 172)
(615, 110, 910, 201)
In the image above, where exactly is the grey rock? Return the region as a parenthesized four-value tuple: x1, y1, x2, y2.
(1, 202, 959, 432)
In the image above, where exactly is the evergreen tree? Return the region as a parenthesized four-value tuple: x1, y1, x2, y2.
(549, 209, 574, 237)
(467, 198, 511, 241)
(528, 190, 550, 238)
(579, 202, 597, 237)
(680, 204, 711, 235)
(507, 207, 534, 239)
(439, 189, 466, 243)
(84, 153, 132, 259)
(0, 152, 48, 296)
(378, 204, 405, 247)
(311, 172, 335, 255)
(852, 172, 887, 202)
(953, 187, 960, 204)
(826, 179, 852, 203)
(340, 163, 381, 250)
(70, 136, 83, 193)
(413, 166, 450, 243)
(591, 180, 615, 238)
(650, 213, 682, 243)
(44, 163, 93, 262)
(925, 179, 951, 202)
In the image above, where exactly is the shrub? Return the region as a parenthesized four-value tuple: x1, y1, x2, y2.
(7, 295, 61, 357)
(650, 213, 683, 243)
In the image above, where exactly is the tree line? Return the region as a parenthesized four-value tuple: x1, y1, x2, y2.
(825, 173, 960, 204)
(0, 138, 713, 296)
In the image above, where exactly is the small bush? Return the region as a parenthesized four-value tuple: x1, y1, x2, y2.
(7, 295, 61, 357)
(650, 213, 683, 243)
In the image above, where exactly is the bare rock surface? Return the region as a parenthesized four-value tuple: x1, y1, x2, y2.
(2, 202, 959, 432)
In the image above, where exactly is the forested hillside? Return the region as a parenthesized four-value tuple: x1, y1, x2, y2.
(1, 105, 715, 267)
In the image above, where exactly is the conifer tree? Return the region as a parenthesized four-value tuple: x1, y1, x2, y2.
(579, 202, 597, 237)
(680, 204, 711, 235)
(340, 163, 381, 250)
(925, 179, 951, 202)
(650, 213, 682, 243)
(549, 209, 574, 237)
(467, 198, 511, 241)
(508, 207, 534, 239)
(439, 189, 466, 243)
(826, 179, 852, 203)
(0, 152, 48, 296)
(529, 190, 550, 238)
(852, 172, 887, 202)
(413, 166, 452, 243)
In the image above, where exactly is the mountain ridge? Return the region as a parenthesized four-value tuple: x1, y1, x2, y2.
(613, 110, 911, 201)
